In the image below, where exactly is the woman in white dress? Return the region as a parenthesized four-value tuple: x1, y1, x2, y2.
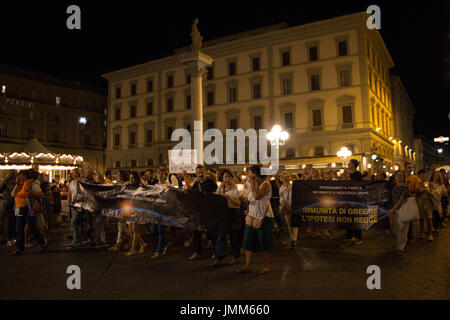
(239, 165, 274, 275)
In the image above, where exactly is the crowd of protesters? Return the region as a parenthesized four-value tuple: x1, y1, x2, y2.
(0, 160, 448, 272)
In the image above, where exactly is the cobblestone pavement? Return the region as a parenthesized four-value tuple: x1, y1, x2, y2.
(0, 221, 448, 300)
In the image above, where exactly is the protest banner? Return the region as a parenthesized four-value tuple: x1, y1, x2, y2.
(292, 180, 389, 230)
(77, 182, 231, 235)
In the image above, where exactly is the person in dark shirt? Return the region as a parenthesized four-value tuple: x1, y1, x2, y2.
(344, 159, 363, 244)
(189, 165, 218, 260)
(269, 174, 282, 238)
(144, 169, 159, 186)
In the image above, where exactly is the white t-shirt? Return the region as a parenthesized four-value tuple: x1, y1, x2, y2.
(217, 184, 241, 209)
(69, 180, 82, 205)
(279, 184, 292, 208)
(247, 181, 274, 219)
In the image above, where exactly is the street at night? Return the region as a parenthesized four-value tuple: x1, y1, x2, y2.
(0, 1, 449, 308)
(1, 219, 448, 300)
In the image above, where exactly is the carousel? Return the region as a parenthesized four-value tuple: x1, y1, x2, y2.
(0, 134, 83, 183)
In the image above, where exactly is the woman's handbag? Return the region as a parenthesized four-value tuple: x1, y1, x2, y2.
(398, 197, 420, 223)
(26, 195, 45, 217)
(245, 203, 269, 229)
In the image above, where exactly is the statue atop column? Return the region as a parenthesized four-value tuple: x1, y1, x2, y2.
(190, 18, 203, 52)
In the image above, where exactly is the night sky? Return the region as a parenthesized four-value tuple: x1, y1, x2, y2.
(1, 1, 448, 140)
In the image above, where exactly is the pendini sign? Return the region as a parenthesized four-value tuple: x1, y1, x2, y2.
(434, 136, 449, 143)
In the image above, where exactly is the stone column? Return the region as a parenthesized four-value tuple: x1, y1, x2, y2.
(181, 51, 213, 165)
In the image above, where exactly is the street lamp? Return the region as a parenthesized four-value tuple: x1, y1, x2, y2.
(266, 125, 289, 173)
(267, 125, 289, 146)
(337, 146, 352, 167)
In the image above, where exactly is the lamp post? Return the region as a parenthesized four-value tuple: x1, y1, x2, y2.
(267, 125, 289, 172)
(337, 146, 352, 167)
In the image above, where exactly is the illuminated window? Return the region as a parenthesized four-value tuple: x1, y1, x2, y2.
(56, 96, 61, 106)
(1, 85, 5, 95)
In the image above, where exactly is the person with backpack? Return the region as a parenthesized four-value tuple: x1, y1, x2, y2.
(10, 169, 47, 256)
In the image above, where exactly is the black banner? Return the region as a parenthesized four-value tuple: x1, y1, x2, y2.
(77, 182, 231, 235)
(292, 180, 389, 230)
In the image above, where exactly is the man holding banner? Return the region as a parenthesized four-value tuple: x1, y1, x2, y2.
(344, 159, 363, 245)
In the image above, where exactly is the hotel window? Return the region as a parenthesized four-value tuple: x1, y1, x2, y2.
(206, 90, 214, 106)
(228, 86, 237, 103)
(282, 78, 292, 95)
(147, 159, 154, 166)
(130, 83, 137, 96)
(167, 126, 174, 140)
(252, 56, 260, 72)
(1, 85, 6, 95)
(167, 98, 173, 112)
(310, 74, 320, 91)
(252, 82, 261, 99)
(114, 134, 120, 147)
(83, 135, 90, 145)
(130, 105, 136, 118)
(367, 43, 370, 60)
(284, 112, 293, 130)
(207, 121, 215, 129)
(369, 68, 373, 88)
(186, 94, 191, 110)
(186, 74, 191, 84)
(147, 79, 153, 92)
(0, 107, 7, 116)
(254, 116, 262, 130)
(146, 102, 153, 115)
(338, 40, 348, 56)
(207, 67, 214, 80)
(229, 118, 238, 130)
(53, 131, 59, 142)
(312, 109, 322, 130)
(115, 108, 121, 120)
(115, 87, 121, 99)
(146, 129, 153, 145)
(228, 61, 236, 76)
(314, 147, 324, 157)
(309, 46, 318, 61)
(115, 161, 121, 168)
(281, 51, 290, 66)
(131, 160, 137, 167)
(55, 96, 61, 106)
(342, 105, 353, 128)
(129, 131, 136, 147)
(167, 75, 174, 88)
(339, 69, 351, 87)
(0, 125, 6, 137)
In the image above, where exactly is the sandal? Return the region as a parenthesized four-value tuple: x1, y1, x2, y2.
(151, 252, 161, 259)
(237, 267, 251, 274)
(259, 267, 270, 275)
(125, 249, 137, 256)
